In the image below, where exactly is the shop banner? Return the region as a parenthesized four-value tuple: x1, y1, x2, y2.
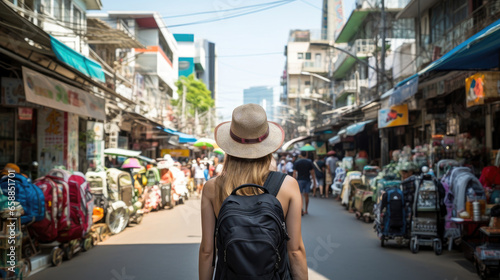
(86, 121, 105, 170)
(37, 108, 66, 175)
(465, 72, 500, 107)
(161, 149, 190, 158)
(22, 66, 105, 120)
(378, 104, 409, 128)
(1, 77, 31, 106)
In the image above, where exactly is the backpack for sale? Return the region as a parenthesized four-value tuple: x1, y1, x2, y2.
(383, 187, 406, 236)
(31, 176, 59, 242)
(214, 171, 292, 280)
(0, 173, 45, 224)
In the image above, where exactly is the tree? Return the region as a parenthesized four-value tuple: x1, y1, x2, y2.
(173, 74, 214, 135)
(173, 74, 214, 115)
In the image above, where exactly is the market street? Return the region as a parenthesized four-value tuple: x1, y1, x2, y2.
(28, 196, 477, 280)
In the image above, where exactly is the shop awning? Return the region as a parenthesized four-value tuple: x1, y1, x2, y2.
(50, 35, 105, 82)
(328, 135, 341, 145)
(104, 148, 141, 157)
(164, 128, 197, 144)
(389, 17, 500, 105)
(282, 135, 312, 151)
(345, 120, 375, 136)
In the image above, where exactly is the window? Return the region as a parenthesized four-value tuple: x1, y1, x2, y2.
(159, 36, 174, 64)
(64, 0, 71, 26)
(297, 53, 304, 59)
(305, 52, 311, 60)
(53, 0, 62, 20)
(430, 0, 468, 43)
(73, 5, 82, 29)
(305, 81, 311, 86)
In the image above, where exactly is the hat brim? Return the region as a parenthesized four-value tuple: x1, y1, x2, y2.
(215, 121, 284, 159)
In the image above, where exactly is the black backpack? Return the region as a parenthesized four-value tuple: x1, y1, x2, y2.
(214, 171, 292, 280)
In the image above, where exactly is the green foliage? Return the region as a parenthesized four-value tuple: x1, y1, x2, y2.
(174, 74, 214, 115)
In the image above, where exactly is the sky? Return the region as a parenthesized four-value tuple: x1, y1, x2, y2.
(101, 0, 356, 121)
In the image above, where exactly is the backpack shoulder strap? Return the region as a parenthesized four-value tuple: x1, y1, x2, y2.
(263, 171, 287, 197)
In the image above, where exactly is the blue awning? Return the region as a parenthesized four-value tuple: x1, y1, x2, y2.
(164, 128, 197, 143)
(50, 35, 105, 82)
(328, 135, 341, 145)
(345, 120, 375, 136)
(421, 18, 500, 71)
(389, 18, 500, 105)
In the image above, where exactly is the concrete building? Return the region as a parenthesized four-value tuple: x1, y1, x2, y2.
(282, 29, 333, 139)
(321, 0, 345, 41)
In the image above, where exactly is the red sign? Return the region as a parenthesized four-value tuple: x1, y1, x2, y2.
(18, 107, 33, 120)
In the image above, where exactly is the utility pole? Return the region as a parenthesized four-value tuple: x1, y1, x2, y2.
(380, 0, 386, 93)
(296, 75, 301, 135)
(181, 82, 187, 129)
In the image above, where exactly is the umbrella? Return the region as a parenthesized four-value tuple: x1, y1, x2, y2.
(213, 148, 225, 155)
(300, 144, 316, 152)
(122, 158, 142, 169)
(194, 138, 216, 150)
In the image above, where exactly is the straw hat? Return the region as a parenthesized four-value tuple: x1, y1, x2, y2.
(214, 104, 284, 159)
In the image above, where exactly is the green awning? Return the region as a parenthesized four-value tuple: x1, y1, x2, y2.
(335, 10, 371, 43)
(50, 35, 105, 82)
(333, 56, 356, 79)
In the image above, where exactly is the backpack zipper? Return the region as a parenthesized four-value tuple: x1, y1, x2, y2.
(216, 206, 288, 240)
(223, 238, 280, 264)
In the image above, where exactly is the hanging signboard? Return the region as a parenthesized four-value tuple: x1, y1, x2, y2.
(22, 66, 105, 120)
(161, 149, 190, 158)
(18, 107, 33, 120)
(378, 104, 409, 128)
(465, 72, 500, 107)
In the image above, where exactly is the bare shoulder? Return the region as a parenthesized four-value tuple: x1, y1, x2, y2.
(202, 178, 217, 202)
(279, 175, 299, 197)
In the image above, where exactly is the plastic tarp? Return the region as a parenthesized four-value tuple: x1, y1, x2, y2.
(164, 128, 197, 143)
(390, 18, 500, 105)
(104, 148, 141, 158)
(345, 120, 375, 136)
(328, 135, 341, 145)
(50, 35, 105, 82)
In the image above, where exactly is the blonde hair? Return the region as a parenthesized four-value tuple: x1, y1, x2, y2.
(214, 154, 272, 213)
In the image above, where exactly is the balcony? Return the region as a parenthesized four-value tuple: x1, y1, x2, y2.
(135, 46, 176, 92)
(302, 61, 328, 74)
(334, 78, 368, 98)
(333, 39, 375, 78)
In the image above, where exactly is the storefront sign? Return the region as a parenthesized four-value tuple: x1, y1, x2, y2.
(2, 77, 30, 106)
(18, 107, 33, 120)
(378, 104, 409, 128)
(67, 113, 79, 171)
(465, 72, 500, 107)
(37, 108, 66, 175)
(161, 149, 190, 158)
(87, 121, 104, 169)
(22, 66, 105, 120)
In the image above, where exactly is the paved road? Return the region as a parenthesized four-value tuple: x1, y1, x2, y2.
(29, 196, 477, 280)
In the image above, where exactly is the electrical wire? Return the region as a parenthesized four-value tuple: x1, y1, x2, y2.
(163, 0, 291, 19)
(167, 0, 296, 28)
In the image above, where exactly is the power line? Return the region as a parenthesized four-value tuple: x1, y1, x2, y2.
(163, 0, 290, 19)
(168, 0, 296, 28)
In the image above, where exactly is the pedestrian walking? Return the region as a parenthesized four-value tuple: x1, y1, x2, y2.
(193, 158, 206, 194)
(313, 156, 325, 197)
(199, 104, 307, 280)
(325, 150, 338, 198)
(294, 151, 317, 215)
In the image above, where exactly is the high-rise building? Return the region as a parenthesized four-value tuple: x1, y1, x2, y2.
(321, 0, 345, 41)
(243, 86, 279, 122)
